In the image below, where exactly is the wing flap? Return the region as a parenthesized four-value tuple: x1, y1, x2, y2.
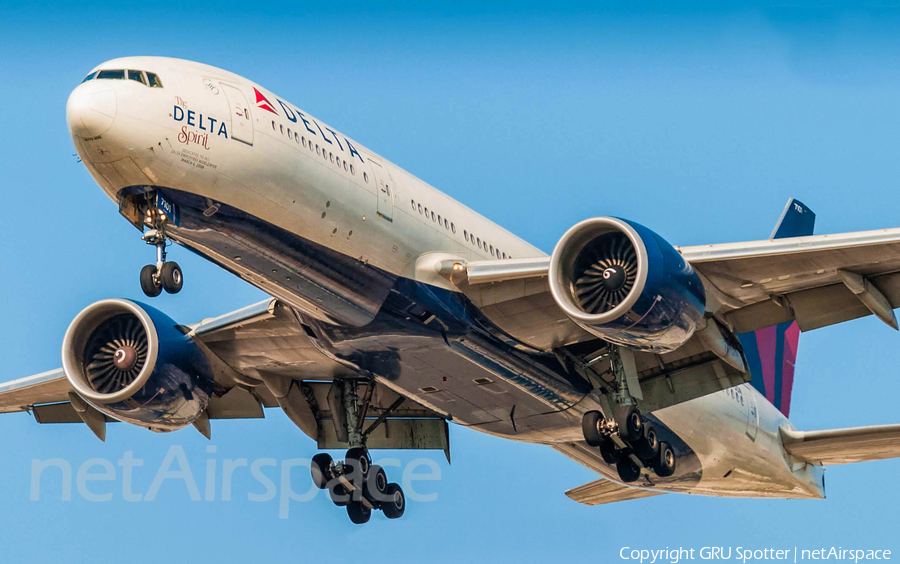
(781, 424, 900, 465)
(565, 478, 664, 506)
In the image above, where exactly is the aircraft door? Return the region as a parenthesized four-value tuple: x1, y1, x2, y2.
(220, 83, 253, 146)
(746, 387, 759, 441)
(368, 158, 394, 222)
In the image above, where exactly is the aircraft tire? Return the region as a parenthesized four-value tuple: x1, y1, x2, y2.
(615, 405, 643, 442)
(310, 453, 333, 490)
(330, 483, 351, 507)
(599, 439, 619, 464)
(654, 441, 676, 477)
(581, 411, 604, 446)
(347, 500, 372, 524)
(140, 264, 162, 297)
(634, 424, 660, 460)
(160, 261, 183, 294)
(382, 483, 406, 519)
(616, 457, 642, 483)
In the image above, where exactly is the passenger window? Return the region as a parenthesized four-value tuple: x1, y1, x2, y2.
(438, 214, 442, 225)
(330, 153, 334, 163)
(477, 237, 481, 247)
(411, 199, 416, 210)
(431, 211, 436, 222)
(316, 145, 320, 155)
(272, 121, 276, 131)
(146, 72, 163, 88)
(363, 172, 369, 183)
(424, 207, 428, 217)
(295, 133, 299, 143)
(350, 164, 355, 175)
(302, 137, 306, 147)
(336, 157, 341, 167)
(418, 204, 423, 214)
(344, 162, 349, 171)
(81, 71, 98, 83)
(490, 245, 494, 256)
(502, 252, 507, 259)
(280, 125, 284, 134)
(97, 69, 125, 80)
(451, 223, 456, 234)
(287, 128, 291, 137)
(127, 70, 146, 84)
(445, 219, 449, 230)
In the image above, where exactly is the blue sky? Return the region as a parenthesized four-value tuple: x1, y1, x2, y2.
(2, 3, 900, 562)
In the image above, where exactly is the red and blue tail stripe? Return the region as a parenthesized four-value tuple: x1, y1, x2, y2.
(735, 198, 813, 418)
(737, 321, 799, 417)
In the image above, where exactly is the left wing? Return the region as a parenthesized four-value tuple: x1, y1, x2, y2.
(1, 299, 448, 454)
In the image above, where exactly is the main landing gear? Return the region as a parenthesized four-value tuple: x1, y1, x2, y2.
(581, 347, 676, 483)
(139, 205, 183, 298)
(309, 379, 406, 524)
(310, 448, 406, 524)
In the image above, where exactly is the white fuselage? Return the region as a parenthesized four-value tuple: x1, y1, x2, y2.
(66, 56, 824, 500)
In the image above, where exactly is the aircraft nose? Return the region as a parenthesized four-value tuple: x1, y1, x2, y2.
(67, 81, 117, 138)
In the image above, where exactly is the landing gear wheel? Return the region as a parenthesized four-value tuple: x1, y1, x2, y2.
(582, 411, 604, 447)
(654, 441, 676, 477)
(160, 261, 183, 294)
(634, 424, 660, 461)
(140, 265, 162, 297)
(615, 405, 643, 442)
(365, 464, 388, 501)
(616, 457, 642, 483)
(347, 500, 372, 524)
(345, 447, 370, 477)
(599, 439, 620, 465)
(310, 453, 333, 490)
(382, 483, 406, 519)
(329, 483, 351, 507)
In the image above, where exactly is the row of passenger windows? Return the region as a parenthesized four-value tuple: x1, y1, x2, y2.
(82, 69, 163, 88)
(409, 199, 512, 259)
(272, 120, 358, 176)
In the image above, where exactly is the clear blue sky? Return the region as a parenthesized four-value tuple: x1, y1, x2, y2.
(2, 2, 900, 562)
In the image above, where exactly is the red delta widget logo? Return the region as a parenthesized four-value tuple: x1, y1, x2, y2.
(173, 106, 228, 150)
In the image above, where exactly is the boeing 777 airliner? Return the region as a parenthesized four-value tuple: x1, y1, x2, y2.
(3, 56, 900, 523)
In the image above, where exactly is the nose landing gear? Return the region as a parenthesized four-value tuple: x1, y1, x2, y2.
(139, 207, 183, 298)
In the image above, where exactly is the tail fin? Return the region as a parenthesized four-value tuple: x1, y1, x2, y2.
(737, 198, 815, 417)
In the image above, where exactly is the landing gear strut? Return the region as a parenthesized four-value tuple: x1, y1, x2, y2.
(139, 203, 182, 297)
(580, 346, 677, 483)
(309, 380, 407, 524)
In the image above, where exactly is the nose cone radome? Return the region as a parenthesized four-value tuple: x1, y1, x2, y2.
(67, 81, 117, 138)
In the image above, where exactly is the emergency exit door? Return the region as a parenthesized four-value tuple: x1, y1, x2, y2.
(368, 158, 393, 222)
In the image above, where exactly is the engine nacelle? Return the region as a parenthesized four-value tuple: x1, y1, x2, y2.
(549, 217, 706, 352)
(62, 299, 214, 431)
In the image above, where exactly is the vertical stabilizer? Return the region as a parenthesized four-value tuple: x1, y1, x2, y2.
(738, 198, 814, 417)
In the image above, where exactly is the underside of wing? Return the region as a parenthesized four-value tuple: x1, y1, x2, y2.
(781, 424, 900, 466)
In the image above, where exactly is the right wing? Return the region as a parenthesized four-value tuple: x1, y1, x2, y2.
(780, 424, 900, 465)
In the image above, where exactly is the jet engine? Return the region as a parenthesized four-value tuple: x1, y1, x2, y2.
(61, 299, 214, 431)
(548, 217, 706, 353)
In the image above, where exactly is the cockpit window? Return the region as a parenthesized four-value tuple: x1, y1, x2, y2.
(84, 69, 164, 88)
(127, 70, 146, 85)
(145, 72, 163, 88)
(97, 69, 126, 80)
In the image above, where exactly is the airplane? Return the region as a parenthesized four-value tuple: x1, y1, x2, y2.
(4, 55, 900, 524)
